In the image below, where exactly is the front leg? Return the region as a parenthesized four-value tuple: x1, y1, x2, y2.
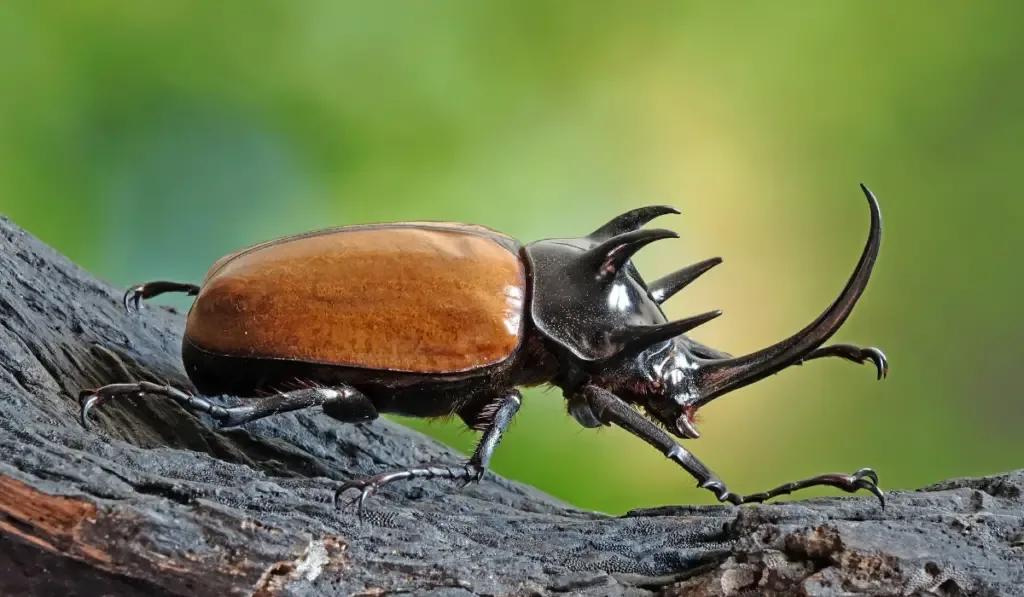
(335, 390, 522, 518)
(578, 385, 884, 507)
(689, 338, 889, 380)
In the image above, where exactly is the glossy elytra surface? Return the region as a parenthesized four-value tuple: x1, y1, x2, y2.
(184, 224, 527, 373)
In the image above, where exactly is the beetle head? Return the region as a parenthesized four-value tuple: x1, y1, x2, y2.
(545, 185, 883, 440)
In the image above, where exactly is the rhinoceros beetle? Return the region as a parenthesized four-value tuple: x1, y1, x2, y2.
(80, 184, 888, 513)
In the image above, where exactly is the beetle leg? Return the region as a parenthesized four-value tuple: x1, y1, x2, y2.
(217, 385, 376, 427)
(689, 340, 887, 380)
(79, 382, 210, 428)
(463, 390, 522, 484)
(720, 468, 884, 508)
(79, 382, 374, 428)
(335, 390, 521, 519)
(795, 344, 889, 380)
(578, 384, 884, 508)
(123, 281, 200, 313)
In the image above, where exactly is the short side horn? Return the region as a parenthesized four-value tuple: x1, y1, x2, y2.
(585, 228, 679, 282)
(615, 310, 723, 353)
(648, 257, 723, 304)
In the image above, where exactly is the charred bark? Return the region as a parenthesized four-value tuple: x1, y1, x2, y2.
(0, 215, 1020, 597)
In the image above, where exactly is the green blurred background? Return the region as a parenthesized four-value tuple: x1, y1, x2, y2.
(2, 2, 1021, 515)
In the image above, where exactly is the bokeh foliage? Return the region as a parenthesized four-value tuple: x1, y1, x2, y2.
(1, 2, 1021, 514)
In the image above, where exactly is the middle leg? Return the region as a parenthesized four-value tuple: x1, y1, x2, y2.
(335, 390, 522, 516)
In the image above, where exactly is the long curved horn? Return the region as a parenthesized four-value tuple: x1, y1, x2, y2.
(687, 184, 882, 407)
(589, 205, 679, 239)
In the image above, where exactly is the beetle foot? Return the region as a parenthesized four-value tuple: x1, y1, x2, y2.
(700, 477, 741, 506)
(78, 385, 144, 428)
(78, 381, 198, 428)
(863, 348, 888, 379)
(715, 467, 884, 508)
(456, 467, 486, 489)
(334, 480, 379, 520)
(837, 346, 888, 380)
(800, 344, 889, 380)
(123, 286, 147, 313)
(121, 281, 201, 313)
(334, 463, 484, 520)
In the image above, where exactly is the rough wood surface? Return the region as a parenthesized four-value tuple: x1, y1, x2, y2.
(0, 215, 1021, 597)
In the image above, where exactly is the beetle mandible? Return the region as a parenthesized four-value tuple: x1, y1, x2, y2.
(79, 184, 888, 512)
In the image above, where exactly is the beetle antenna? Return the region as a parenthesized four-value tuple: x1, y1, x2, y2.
(688, 184, 882, 408)
(616, 310, 723, 352)
(648, 257, 723, 304)
(585, 228, 679, 282)
(588, 205, 679, 239)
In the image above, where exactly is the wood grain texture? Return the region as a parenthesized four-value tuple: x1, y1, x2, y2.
(185, 224, 526, 374)
(1, 215, 1021, 597)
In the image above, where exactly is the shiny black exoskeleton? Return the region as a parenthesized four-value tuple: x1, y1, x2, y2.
(80, 184, 888, 514)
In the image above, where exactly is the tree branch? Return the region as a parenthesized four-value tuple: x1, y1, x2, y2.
(0, 215, 1020, 597)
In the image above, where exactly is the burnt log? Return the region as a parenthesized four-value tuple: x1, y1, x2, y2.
(0, 214, 1021, 597)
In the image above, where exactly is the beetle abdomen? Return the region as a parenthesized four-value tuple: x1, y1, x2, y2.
(184, 224, 527, 374)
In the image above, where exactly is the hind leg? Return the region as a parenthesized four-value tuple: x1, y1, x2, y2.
(78, 382, 377, 428)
